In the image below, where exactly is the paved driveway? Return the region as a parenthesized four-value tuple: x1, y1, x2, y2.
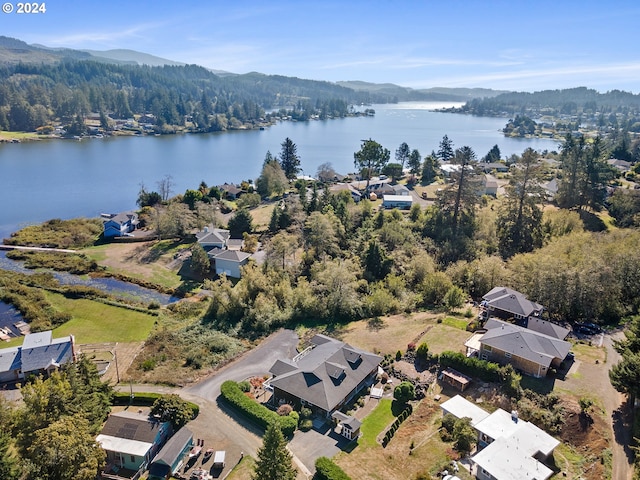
(289, 422, 352, 471)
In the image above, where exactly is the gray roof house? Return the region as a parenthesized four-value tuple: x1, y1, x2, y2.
(210, 249, 252, 278)
(467, 318, 571, 377)
(196, 227, 231, 249)
(103, 211, 139, 238)
(0, 331, 76, 383)
(482, 287, 544, 320)
(268, 334, 382, 418)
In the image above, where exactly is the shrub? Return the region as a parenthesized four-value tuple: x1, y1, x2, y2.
(238, 380, 251, 392)
(395, 350, 402, 361)
(314, 457, 352, 480)
(220, 380, 296, 436)
(393, 381, 416, 404)
(299, 419, 313, 431)
(277, 404, 293, 416)
(407, 342, 416, 352)
(300, 407, 312, 420)
(416, 342, 429, 361)
(438, 350, 502, 382)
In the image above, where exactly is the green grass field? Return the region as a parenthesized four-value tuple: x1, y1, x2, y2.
(46, 292, 157, 343)
(359, 398, 394, 448)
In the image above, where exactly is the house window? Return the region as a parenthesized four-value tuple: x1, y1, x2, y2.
(483, 345, 492, 352)
(481, 354, 488, 360)
(505, 352, 512, 358)
(130, 455, 136, 463)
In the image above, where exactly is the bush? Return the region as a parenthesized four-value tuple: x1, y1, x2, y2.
(299, 418, 313, 431)
(395, 350, 402, 361)
(438, 350, 502, 382)
(238, 380, 251, 392)
(416, 342, 429, 361)
(393, 381, 416, 404)
(277, 404, 293, 416)
(314, 456, 352, 480)
(220, 380, 296, 436)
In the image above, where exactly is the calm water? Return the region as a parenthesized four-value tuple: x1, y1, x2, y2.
(0, 250, 178, 305)
(0, 102, 557, 238)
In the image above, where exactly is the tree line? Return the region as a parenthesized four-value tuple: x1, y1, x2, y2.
(0, 60, 374, 133)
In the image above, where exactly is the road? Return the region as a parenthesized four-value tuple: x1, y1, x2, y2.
(118, 329, 300, 469)
(601, 333, 634, 480)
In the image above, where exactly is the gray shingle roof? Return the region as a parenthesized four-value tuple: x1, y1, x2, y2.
(526, 317, 570, 340)
(269, 334, 381, 413)
(0, 347, 21, 374)
(483, 287, 544, 317)
(149, 427, 193, 474)
(211, 250, 251, 262)
(21, 336, 74, 373)
(482, 319, 571, 367)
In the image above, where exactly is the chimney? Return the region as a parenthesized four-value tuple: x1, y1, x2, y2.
(511, 410, 518, 422)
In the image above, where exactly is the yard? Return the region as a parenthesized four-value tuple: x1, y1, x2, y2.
(46, 292, 157, 343)
(337, 311, 473, 356)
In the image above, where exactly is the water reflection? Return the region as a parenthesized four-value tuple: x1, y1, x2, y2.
(0, 250, 178, 305)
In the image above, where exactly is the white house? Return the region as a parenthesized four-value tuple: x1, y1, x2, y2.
(211, 249, 251, 278)
(441, 395, 559, 480)
(382, 194, 413, 210)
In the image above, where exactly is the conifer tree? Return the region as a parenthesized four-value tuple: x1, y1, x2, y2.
(253, 422, 296, 480)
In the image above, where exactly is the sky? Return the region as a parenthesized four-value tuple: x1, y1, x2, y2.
(2, 0, 640, 93)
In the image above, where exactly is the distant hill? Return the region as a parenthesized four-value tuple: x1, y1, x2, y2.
(79, 48, 186, 67)
(337, 80, 508, 102)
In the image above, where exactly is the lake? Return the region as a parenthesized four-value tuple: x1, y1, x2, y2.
(0, 102, 558, 238)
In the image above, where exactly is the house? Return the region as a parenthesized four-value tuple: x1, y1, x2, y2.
(441, 163, 462, 177)
(472, 409, 559, 480)
(196, 226, 250, 278)
(218, 183, 243, 199)
(441, 395, 559, 480)
(148, 427, 193, 480)
(479, 162, 509, 173)
(97, 410, 171, 475)
(482, 175, 498, 196)
(331, 411, 362, 440)
(210, 249, 251, 278)
(103, 211, 139, 238)
(440, 395, 490, 427)
(329, 183, 362, 202)
(382, 194, 413, 210)
(196, 227, 230, 249)
(607, 158, 632, 173)
(466, 318, 571, 377)
(267, 334, 381, 418)
(481, 287, 544, 321)
(0, 331, 76, 383)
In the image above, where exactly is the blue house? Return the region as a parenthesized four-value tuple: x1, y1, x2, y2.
(148, 427, 194, 479)
(102, 212, 139, 238)
(97, 411, 171, 475)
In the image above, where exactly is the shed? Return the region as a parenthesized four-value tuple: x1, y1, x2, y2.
(440, 367, 472, 392)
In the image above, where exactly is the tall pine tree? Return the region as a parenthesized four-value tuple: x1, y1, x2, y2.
(253, 423, 296, 480)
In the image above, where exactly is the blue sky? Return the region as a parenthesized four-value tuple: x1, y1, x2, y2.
(3, 0, 640, 93)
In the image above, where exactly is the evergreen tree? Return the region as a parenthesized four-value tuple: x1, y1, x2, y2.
(483, 144, 501, 163)
(421, 153, 439, 185)
(191, 244, 211, 277)
(395, 142, 411, 169)
(437, 134, 454, 162)
(279, 137, 301, 179)
(353, 138, 390, 190)
(252, 423, 296, 480)
(407, 148, 422, 176)
(228, 208, 254, 238)
(496, 148, 545, 258)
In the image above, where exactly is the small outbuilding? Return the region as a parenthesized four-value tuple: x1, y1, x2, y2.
(148, 427, 194, 480)
(440, 367, 472, 392)
(382, 194, 413, 210)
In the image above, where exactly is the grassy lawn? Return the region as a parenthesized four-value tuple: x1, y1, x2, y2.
(225, 455, 256, 480)
(442, 316, 471, 330)
(359, 398, 395, 448)
(336, 400, 473, 480)
(46, 292, 156, 343)
(82, 240, 186, 289)
(417, 323, 473, 356)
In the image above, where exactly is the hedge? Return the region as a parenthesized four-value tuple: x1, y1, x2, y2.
(313, 457, 351, 480)
(438, 350, 502, 382)
(112, 392, 200, 417)
(381, 404, 413, 447)
(220, 380, 296, 436)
